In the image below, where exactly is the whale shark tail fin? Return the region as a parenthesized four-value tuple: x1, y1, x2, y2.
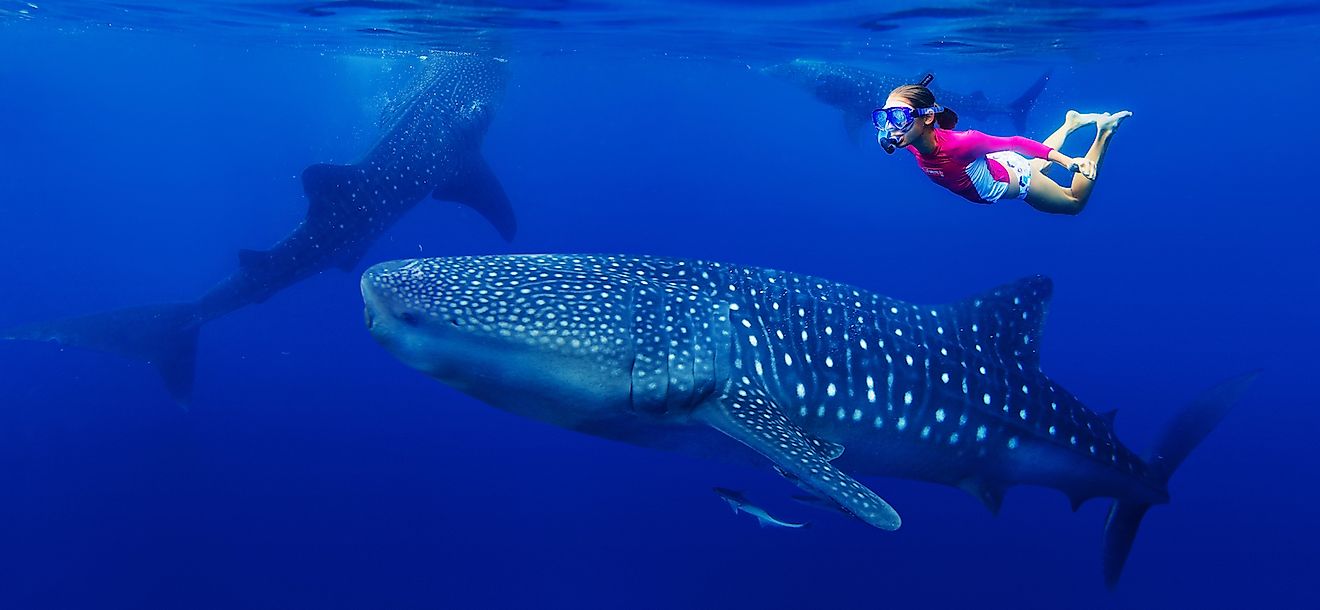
(433, 154, 517, 242)
(1008, 70, 1051, 133)
(1101, 371, 1259, 589)
(1, 303, 203, 404)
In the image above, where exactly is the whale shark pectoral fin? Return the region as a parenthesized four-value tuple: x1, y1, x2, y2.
(842, 113, 869, 146)
(695, 390, 901, 531)
(432, 156, 516, 242)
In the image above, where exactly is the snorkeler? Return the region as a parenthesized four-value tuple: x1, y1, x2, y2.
(875, 75, 1130, 215)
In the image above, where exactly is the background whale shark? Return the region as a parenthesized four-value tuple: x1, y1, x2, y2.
(361, 254, 1255, 587)
(763, 58, 1050, 138)
(1, 53, 515, 403)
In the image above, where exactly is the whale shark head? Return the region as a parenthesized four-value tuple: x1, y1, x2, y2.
(362, 256, 651, 428)
(763, 59, 859, 92)
(384, 53, 509, 139)
(762, 58, 830, 82)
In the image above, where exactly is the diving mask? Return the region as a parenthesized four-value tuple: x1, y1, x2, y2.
(872, 104, 944, 154)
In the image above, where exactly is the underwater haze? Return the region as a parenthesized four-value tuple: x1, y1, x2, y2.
(1, 2, 1318, 609)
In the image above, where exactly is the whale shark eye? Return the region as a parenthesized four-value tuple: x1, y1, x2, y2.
(397, 311, 422, 327)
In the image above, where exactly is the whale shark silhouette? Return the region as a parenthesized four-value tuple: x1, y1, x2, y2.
(763, 59, 1049, 138)
(2, 53, 516, 403)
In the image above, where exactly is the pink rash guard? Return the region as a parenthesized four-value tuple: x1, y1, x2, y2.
(908, 129, 1053, 204)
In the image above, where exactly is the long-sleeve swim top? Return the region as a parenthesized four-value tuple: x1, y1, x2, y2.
(907, 129, 1053, 203)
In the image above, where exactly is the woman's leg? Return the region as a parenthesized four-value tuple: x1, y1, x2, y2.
(1024, 110, 1131, 215)
(1031, 110, 1106, 174)
(1067, 110, 1132, 205)
(1023, 167, 1084, 214)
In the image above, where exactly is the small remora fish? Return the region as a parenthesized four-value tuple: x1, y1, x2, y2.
(361, 253, 1256, 588)
(713, 488, 809, 529)
(762, 58, 1050, 137)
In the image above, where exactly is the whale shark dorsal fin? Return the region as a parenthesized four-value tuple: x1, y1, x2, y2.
(1101, 409, 1118, 424)
(432, 155, 517, 242)
(952, 275, 1053, 369)
(695, 385, 900, 531)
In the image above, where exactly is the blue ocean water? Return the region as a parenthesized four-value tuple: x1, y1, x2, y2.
(1, 2, 1318, 608)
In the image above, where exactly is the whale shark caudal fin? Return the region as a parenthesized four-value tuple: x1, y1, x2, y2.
(950, 275, 1052, 370)
(432, 155, 517, 242)
(695, 382, 901, 531)
(1, 303, 202, 404)
(1008, 70, 1051, 133)
(1101, 371, 1259, 589)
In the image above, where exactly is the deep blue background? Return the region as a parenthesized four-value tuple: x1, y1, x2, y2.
(1, 21, 1318, 610)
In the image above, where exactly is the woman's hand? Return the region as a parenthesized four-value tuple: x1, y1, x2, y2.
(1068, 158, 1097, 180)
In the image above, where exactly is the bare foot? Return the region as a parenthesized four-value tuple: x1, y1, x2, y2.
(1097, 110, 1132, 134)
(1066, 110, 1107, 131)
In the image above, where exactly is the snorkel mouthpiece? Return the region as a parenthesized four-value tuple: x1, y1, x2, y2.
(878, 130, 899, 154)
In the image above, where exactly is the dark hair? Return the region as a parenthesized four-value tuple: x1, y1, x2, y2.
(889, 84, 959, 130)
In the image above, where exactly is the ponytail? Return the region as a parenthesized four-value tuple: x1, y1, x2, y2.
(935, 107, 959, 130)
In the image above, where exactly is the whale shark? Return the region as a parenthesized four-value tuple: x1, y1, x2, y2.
(361, 253, 1255, 587)
(713, 487, 809, 529)
(1, 53, 516, 402)
(763, 59, 1050, 137)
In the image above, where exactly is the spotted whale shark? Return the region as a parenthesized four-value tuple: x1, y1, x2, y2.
(2, 53, 515, 402)
(763, 59, 1050, 136)
(361, 254, 1255, 587)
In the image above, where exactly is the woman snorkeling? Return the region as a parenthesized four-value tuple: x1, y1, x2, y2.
(875, 75, 1130, 215)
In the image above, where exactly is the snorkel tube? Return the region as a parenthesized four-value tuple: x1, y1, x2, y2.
(876, 73, 936, 154)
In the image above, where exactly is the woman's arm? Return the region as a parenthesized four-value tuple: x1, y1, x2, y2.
(1045, 149, 1096, 179)
(957, 131, 1096, 178)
